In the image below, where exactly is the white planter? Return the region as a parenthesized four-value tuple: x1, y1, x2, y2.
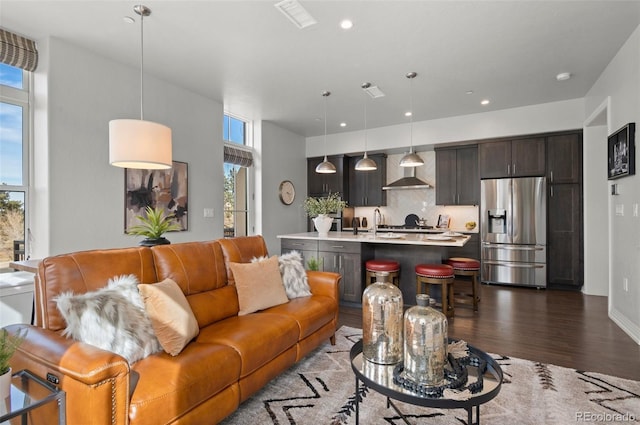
(312, 214, 333, 237)
(0, 367, 11, 400)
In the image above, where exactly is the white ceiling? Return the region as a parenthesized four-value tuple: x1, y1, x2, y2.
(1, 1, 639, 138)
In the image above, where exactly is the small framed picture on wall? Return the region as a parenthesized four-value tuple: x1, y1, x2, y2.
(437, 214, 450, 228)
(607, 123, 635, 180)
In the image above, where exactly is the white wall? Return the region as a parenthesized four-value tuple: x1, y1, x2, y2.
(259, 121, 307, 254)
(306, 98, 585, 157)
(584, 25, 640, 343)
(32, 38, 224, 257)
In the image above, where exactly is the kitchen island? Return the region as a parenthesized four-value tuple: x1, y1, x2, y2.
(278, 231, 473, 306)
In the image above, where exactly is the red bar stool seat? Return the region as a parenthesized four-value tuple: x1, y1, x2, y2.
(445, 257, 480, 312)
(365, 259, 400, 286)
(415, 264, 455, 317)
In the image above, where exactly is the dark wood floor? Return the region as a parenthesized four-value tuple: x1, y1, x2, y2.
(338, 283, 640, 381)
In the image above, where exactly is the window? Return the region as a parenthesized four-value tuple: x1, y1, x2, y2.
(0, 63, 30, 270)
(223, 114, 253, 238)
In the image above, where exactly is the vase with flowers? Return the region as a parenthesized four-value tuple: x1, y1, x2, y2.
(303, 192, 347, 237)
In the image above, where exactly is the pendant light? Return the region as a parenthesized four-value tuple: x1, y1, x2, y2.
(354, 83, 377, 171)
(109, 4, 172, 170)
(399, 72, 424, 167)
(315, 91, 337, 174)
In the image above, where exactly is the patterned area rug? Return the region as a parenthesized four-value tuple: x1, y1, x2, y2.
(220, 326, 640, 424)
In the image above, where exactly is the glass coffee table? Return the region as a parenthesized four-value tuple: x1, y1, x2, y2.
(350, 339, 502, 425)
(0, 369, 66, 425)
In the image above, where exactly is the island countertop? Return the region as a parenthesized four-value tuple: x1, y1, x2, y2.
(278, 231, 470, 247)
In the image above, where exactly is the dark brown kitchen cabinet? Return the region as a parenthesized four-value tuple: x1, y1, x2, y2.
(318, 241, 368, 303)
(547, 131, 583, 289)
(479, 137, 545, 178)
(435, 146, 478, 205)
(280, 238, 319, 267)
(348, 154, 387, 206)
(307, 155, 349, 198)
(547, 133, 582, 184)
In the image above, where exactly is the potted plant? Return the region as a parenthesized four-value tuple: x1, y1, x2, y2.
(128, 206, 182, 246)
(0, 327, 26, 399)
(306, 257, 322, 271)
(303, 192, 347, 237)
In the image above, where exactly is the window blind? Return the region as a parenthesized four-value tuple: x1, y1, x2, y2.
(224, 144, 253, 167)
(0, 28, 38, 72)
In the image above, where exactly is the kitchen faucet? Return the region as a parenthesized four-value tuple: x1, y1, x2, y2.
(373, 208, 381, 238)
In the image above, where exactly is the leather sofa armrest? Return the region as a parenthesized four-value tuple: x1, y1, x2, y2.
(306, 271, 341, 301)
(5, 324, 130, 385)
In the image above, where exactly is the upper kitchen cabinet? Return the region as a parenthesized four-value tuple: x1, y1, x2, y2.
(479, 137, 545, 178)
(546, 133, 582, 184)
(307, 155, 349, 198)
(435, 146, 479, 205)
(348, 154, 387, 206)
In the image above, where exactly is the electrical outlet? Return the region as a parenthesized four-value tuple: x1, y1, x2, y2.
(203, 208, 214, 218)
(623, 277, 629, 292)
(615, 204, 624, 216)
(634, 204, 639, 217)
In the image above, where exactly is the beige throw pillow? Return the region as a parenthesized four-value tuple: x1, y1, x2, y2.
(138, 278, 199, 356)
(229, 256, 289, 315)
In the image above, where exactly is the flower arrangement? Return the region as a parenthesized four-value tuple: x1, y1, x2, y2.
(303, 192, 347, 218)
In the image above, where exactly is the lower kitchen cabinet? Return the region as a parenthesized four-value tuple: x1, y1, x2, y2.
(280, 239, 318, 268)
(318, 241, 372, 304)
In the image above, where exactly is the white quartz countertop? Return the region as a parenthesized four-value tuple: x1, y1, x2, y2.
(278, 231, 470, 247)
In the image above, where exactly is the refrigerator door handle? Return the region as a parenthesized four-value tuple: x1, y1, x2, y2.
(483, 260, 545, 268)
(483, 243, 545, 251)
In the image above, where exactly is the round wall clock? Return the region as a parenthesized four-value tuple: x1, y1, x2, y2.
(278, 180, 295, 205)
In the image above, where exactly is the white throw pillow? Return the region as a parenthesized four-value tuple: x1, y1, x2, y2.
(55, 274, 162, 364)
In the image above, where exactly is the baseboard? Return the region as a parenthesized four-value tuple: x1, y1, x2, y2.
(609, 307, 640, 345)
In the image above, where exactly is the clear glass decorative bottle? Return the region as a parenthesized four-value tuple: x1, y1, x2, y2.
(362, 272, 404, 364)
(403, 294, 448, 385)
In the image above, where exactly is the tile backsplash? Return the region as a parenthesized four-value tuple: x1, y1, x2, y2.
(353, 151, 479, 230)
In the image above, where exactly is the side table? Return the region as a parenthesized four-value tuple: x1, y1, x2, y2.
(0, 370, 66, 425)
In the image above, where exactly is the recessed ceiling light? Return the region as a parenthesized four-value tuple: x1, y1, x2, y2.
(405, 111, 412, 117)
(340, 19, 353, 30)
(340, 122, 347, 127)
(123, 16, 135, 24)
(556, 72, 571, 81)
(466, 90, 474, 95)
(481, 99, 490, 105)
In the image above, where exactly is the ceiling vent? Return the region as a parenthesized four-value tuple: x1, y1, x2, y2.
(274, 0, 317, 29)
(363, 85, 385, 98)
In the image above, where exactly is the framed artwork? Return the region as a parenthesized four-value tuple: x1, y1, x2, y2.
(607, 123, 635, 180)
(125, 161, 188, 232)
(437, 214, 450, 228)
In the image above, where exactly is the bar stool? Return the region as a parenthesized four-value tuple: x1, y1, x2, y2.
(445, 257, 480, 312)
(415, 264, 455, 318)
(365, 259, 400, 287)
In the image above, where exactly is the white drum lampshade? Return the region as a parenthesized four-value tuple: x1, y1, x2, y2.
(109, 119, 172, 169)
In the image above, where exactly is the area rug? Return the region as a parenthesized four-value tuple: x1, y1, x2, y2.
(220, 326, 640, 424)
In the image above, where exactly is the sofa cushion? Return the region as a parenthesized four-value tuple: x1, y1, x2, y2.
(229, 257, 289, 315)
(196, 313, 299, 377)
(263, 295, 337, 340)
(55, 274, 161, 364)
(130, 342, 241, 425)
(151, 241, 239, 326)
(138, 278, 200, 356)
(218, 236, 269, 285)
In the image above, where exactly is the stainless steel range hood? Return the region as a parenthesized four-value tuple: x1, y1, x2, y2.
(382, 167, 432, 190)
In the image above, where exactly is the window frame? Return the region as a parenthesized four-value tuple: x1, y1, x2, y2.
(0, 67, 30, 260)
(223, 112, 254, 237)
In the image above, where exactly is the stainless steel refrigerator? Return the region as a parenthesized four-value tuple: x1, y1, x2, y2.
(480, 177, 546, 288)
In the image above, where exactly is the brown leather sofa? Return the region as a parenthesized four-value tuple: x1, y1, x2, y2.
(5, 235, 340, 424)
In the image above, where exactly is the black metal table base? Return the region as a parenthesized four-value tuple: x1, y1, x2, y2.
(355, 376, 483, 425)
